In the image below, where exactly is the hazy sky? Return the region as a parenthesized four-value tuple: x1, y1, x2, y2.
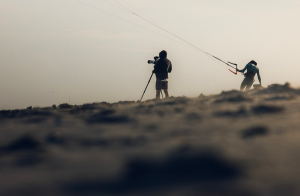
(1, 0, 300, 109)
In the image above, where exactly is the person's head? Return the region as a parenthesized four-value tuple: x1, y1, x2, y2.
(249, 60, 257, 65)
(159, 50, 167, 59)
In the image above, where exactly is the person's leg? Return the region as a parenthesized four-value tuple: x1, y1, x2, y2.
(156, 90, 161, 99)
(241, 78, 253, 91)
(163, 89, 169, 98)
(161, 81, 169, 98)
(244, 80, 254, 91)
(240, 78, 248, 91)
(155, 80, 162, 99)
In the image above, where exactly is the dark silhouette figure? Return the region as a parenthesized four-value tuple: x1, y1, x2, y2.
(152, 50, 172, 99)
(238, 60, 261, 91)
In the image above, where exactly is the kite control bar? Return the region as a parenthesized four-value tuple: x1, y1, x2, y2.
(227, 62, 238, 75)
(212, 56, 238, 75)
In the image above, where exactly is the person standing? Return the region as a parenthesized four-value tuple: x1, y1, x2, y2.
(153, 50, 172, 99)
(238, 60, 261, 91)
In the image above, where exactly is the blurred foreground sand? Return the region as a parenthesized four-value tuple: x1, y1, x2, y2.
(1, 83, 300, 196)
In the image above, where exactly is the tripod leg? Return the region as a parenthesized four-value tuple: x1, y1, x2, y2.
(140, 73, 153, 102)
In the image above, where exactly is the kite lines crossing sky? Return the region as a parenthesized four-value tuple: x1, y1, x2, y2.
(74, 0, 238, 75)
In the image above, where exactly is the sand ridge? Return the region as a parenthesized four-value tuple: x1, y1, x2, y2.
(0, 83, 300, 196)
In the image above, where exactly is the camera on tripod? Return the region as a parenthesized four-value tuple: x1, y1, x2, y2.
(147, 56, 159, 64)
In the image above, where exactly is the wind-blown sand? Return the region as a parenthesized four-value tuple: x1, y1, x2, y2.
(1, 83, 300, 196)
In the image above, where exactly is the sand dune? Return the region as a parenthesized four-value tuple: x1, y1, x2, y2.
(1, 83, 300, 196)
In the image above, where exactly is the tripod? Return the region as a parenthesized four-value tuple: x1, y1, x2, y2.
(140, 73, 163, 102)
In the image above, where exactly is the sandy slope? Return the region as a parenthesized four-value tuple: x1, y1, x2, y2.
(1, 83, 300, 196)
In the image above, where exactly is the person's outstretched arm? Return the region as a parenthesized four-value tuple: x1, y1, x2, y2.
(257, 69, 262, 85)
(238, 64, 247, 73)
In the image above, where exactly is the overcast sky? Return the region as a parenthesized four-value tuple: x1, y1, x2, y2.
(1, 0, 300, 109)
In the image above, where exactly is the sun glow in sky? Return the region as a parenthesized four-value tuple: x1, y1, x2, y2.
(1, 0, 300, 109)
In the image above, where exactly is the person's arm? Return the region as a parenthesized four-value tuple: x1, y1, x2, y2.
(153, 62, 158, 73)
(168, 61, 172, 73)
(257, 69, 261, 85)
(237, 64, 248, 73)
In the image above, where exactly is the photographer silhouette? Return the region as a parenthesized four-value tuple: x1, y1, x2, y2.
(152, 50, 172, 99)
